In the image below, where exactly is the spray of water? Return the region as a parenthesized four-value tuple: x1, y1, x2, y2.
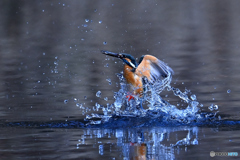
(82, 72, 218, 126)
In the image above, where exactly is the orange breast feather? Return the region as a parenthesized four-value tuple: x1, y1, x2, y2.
(123, 59, 143, 96)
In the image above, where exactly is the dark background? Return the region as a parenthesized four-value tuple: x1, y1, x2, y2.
(1, 0, 239, 121)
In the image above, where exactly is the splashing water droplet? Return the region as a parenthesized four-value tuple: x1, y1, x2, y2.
(83, 24, 88, 27)
(104, 97, 108, 101)
(227, 89, 231, 93)
(208, 104, 214, 111)
(64, 100, 68, 104)
(99, 20, 102, 24)
(95, 103, 101, 111)
(213, 105, 218, 110)
(106, 78, 112, 85)
(103, 41, 107, 45)
(190, 94, 197, 101)
(85, 19, 89, 22)
(76, 103, 83, 108)
(96, 91, 101, 97)
(74, 98, 77, 102)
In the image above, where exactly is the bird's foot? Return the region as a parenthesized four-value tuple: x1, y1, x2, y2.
(126, 95, 134, 101)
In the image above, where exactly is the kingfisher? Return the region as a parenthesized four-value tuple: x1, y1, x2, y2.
(101, 50, 174, 99)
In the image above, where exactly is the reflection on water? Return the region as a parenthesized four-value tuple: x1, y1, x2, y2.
(78, 127, 198, 160)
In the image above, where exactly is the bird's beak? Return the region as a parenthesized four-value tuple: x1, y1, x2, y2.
(101, 50, 123, 58)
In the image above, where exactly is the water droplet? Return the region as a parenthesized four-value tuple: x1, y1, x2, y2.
(200, 104, 204, 107)
(84, 96, 87, 99)
(104, 97, 108, 101)
(213, 105, 218, 110)
(208, 104, 214, 111)
(76, 103, 83, 108)
(190, 94, 197, 101)
(43, 52, 45, 55)
(55, 56, 58, 59)
(96, 91, 101, 97)
(64, 100, 68, 104)
(99, 20, 102, 24)
(85, 19, 89, 22)
(62, 4, 65, 6)
(104, 63, 109, 67)
(103, 41, 107, 45)
(227, 89, 231, 93)
(106, 78, 112, 85)
(74, 98, 77, 102)
(42, 10, 45, 12)
(83, 24, 88, 27)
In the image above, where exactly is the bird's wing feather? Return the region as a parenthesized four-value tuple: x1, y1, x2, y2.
(136, 55, 173, 83)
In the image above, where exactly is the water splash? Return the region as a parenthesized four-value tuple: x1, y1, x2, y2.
(81, 71, 218, 126)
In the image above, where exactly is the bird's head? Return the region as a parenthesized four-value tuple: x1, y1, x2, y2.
(101, 50, 137, 70)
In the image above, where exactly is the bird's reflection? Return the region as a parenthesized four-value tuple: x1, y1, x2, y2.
(77, 127, 199, 160)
